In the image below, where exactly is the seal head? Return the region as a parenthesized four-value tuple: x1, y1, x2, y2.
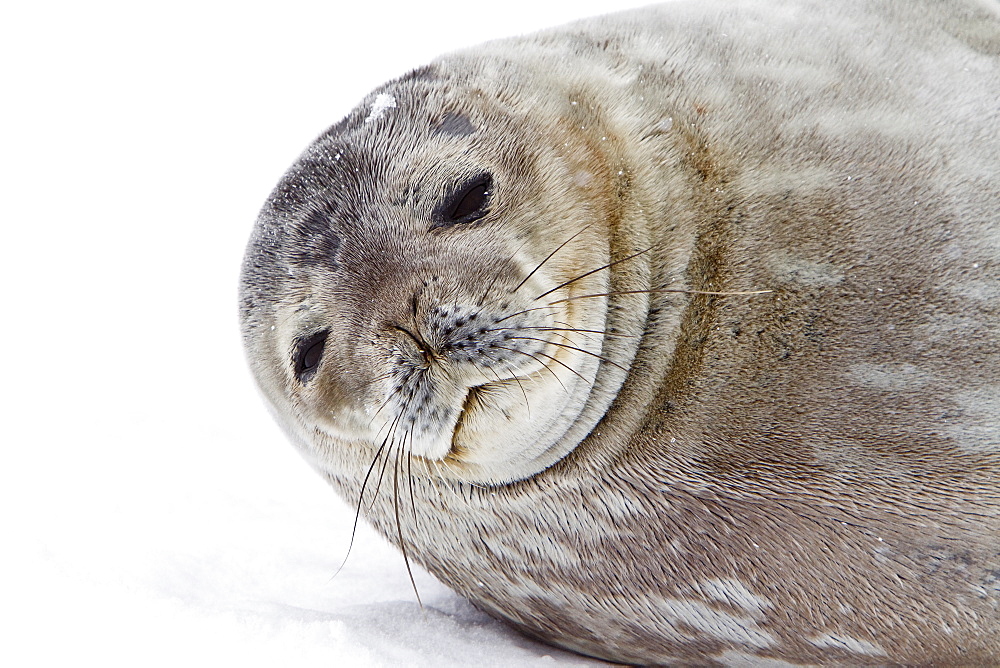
(241, 67, 649, 484)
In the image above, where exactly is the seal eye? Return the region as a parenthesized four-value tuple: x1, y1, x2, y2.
(433, 173, 492, 227)
(294, 329, 329, 383)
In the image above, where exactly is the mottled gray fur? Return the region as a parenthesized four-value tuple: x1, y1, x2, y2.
(240, 0, 1000, 664)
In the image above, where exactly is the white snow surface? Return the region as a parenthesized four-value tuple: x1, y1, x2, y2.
(2, 1, 654, 666)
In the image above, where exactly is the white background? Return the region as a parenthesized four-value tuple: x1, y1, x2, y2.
(1, 1, 655, 666)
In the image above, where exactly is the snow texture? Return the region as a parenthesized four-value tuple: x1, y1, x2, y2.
(366, 93, 398, 124)
(2, 1, 649, 665)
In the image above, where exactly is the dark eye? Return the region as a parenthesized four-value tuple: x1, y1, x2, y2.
(433, 173, 492, 227)
(294, 329, 329, 383)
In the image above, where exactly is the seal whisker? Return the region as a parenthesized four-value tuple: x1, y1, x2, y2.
(392, 435, 423, 607)
(523, 325, 637, 339)
(329, 429, 392, 582)
(541, 328, 578, 346)
(491, 304, 561, 325)
(479, 236, 533, 305)
(407, 440, 418, 525)
(546, 287, 773, 306)
(467, 358, 535, 417)
(555, 319, 634, 345)
(488, 354, 531, 416)
(510, 336, 630, 373)
(533, 246, 652, 301)
(485, 325, 632, 347)
(368, 380, 408, 430)
(511, 225, 592, 295)
(493, 344, 577, 389)
(368, 411, 406, 511)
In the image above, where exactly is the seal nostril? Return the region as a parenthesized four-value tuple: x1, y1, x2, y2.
(293, 329, 329, 383)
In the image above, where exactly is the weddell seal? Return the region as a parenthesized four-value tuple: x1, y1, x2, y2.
(239, 0, 1000, 664)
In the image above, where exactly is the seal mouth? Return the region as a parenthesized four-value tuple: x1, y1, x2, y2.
(447, 383, 489, 460)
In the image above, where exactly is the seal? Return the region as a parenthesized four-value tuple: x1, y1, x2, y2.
(239, 0, 1000, 663)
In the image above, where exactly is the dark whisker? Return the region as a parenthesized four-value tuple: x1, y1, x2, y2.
(368, 413, 403, 511)
(329, 433, 389, 581)
(489, 325, 636, 339)
(533, 247, 652, 301)
(544, 328, 576, 346)
(491, 303, 561, 326)
(555, 319, 638, 340)
(494, 344, 578, 388)
(480, 236, 533, 304)
(407, 439, 418, 526)
(546, 287, 773, 306)
(486, 354, 530, 416)
(511, 225, 592, 295)
(511, 336, 630, 373)
(393, 441, 423, 607)
(368, 381, 407, 429)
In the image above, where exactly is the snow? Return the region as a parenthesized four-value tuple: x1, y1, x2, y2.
(366, 93, 398, 124)
(2, 1, 651, 665)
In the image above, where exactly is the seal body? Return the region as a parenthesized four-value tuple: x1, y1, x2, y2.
(240, 0, 1000, 664)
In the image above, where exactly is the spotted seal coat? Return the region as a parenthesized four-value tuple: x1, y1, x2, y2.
(240, 0, 1000, 663)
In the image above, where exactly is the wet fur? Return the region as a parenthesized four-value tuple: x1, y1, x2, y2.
(241, 0, 1000, 664)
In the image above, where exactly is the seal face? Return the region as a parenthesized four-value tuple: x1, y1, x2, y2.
(241, 0, 1000, 664)
(241, 65, 650, 484)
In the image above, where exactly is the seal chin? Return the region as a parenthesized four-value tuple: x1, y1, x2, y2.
(306, 377, 463, 462)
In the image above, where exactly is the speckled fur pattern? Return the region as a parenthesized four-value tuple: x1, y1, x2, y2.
(240, 0, 1000, 664)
